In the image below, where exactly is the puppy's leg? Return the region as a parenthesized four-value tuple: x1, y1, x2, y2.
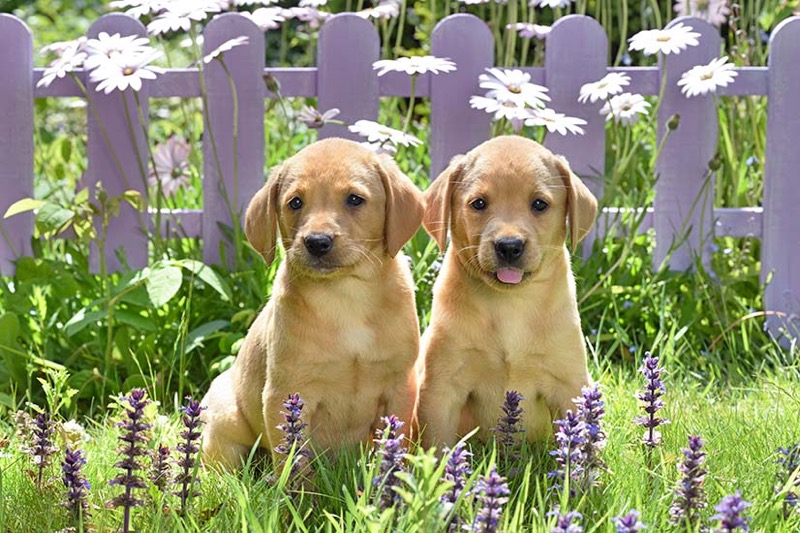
(546, 368, 591, 423)
(200, 370, 258, 470)
(416, 382, 467, 449)
(384, 369, 418, 440)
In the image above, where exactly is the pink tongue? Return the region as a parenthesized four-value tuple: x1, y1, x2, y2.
(496, 268, 523, 284)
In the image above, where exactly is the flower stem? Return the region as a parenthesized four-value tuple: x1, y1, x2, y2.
(403, 75, 417, 134)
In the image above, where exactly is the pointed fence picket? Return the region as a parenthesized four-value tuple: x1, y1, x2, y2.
(0, 11, 798, 342)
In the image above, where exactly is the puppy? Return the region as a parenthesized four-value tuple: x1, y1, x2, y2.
(415, 135, 597, 448)
(200, 138, 424, 469)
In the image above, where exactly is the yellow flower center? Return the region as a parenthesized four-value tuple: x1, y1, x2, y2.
(508, 84, 522, 94)
(122, 67, 135, 76)
(620, 103, 632, 111)
(656, 35, 671, 42)
(700, 72, 714, 80)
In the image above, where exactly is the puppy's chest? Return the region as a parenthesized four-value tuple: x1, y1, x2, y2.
(486, 306, 554, 359)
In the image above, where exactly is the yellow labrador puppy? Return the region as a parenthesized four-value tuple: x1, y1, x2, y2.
(200, 138, 424, 469)
(415, 135, 597, 448)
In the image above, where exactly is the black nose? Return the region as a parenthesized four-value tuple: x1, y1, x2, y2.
(495, 238, 525, 263)
(304, 233, 334, 257)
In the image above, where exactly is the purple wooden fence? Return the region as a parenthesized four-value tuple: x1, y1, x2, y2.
(0, 12, 798, 341)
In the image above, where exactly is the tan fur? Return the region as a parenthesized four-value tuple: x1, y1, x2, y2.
(200, 138, 424, 469)
(415, 135, 598, 447)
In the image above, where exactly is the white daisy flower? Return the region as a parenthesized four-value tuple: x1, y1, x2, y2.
(148, 136, 192, 196)
(578, 72, 631, 104)
(457, 0, 498, 5)
(40, 37, 87, 56)
(674, 0, 731, 28)
(108, 0, 164, 19)
(83, 32, 153, 71)
(372, 56, 457, 77)
(297, 106, 340, 129)
(147, 0, 221, 35)
(359, 141, 397, 154)
(232, 0, 277, 5)
(479, 67, 551, 109)
(244, 7, 285, 31)
(59, 419, 90, 448)
(37, 42, 87, 88)
(524, 108, 586, 136)
(282, 7, 331, 29)
(202, 36, 250, 64)
(89, 49, 164, 94)
(628, 23, 701, 56)
(348, 120, 421, 148)
(529, 0, 573, 8)
(506, 22, 551, 40)
(677, 56, 737, 97)
(357, 0, 401, 20)
(299, 0, 328, 7)
(600, 92, 651, 126)
(469, 95, 531, 131)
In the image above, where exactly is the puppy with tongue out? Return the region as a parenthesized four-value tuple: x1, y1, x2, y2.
(414, 136, 598, 448)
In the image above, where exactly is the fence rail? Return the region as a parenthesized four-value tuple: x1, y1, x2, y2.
(0, 12, 798, 342)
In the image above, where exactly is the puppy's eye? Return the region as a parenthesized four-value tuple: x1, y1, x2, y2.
(346, 194, 365, 207)
(288, 197, 303, 210)
(531, 199, 549, 212)
(470, 198, 487, 211)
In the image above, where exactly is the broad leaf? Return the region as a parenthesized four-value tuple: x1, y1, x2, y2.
(174, 259, 232, 302)
(145, 264, 183, 307)
(183, 320, 229, 355)
(3, 198, 45, 219)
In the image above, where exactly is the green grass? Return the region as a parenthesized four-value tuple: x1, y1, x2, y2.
(2, 367, 798, 532)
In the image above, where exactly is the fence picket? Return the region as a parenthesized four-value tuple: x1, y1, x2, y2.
(317, 14, 379, 141)
(0, 15, 34, 275)
(653, 17, 720, 271)
(430, 14, 493, 179)
(201, 14, 266, 265)
(85, 14, 150, 272)
(763, 16, 800, 343)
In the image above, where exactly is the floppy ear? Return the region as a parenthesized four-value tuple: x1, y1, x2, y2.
(555, 156, 598, 253)
(244, 165, 284, 265)
(422, 156, 463, 251)
(377, 155, 425, 257)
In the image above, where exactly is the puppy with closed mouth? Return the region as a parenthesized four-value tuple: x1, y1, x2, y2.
(415, 135, 598, 447)
(200, 138, 424, 469)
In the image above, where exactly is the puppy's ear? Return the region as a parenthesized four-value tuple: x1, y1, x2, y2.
(555, 156, 598, 252)
(245, 165, 284, 265)
(423, 156, 463, 251)
(377, 155, 425, 257)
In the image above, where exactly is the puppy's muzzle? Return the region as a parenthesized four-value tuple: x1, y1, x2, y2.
(304, 233, 334, 257)
(494, 237, 525, 264)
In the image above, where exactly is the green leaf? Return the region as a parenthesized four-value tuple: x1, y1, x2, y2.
(145, 264, 183, 307)
(0, 313, 26, 385)
(64, 308, 108, 337)
(3, 198, 45, 219)
(173, 259, 232, 302)
(115, 309, 157, 332)
(183, 320, 229, 355)
(35, 202, 74, 234)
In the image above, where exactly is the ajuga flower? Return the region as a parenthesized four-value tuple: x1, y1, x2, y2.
(548, 508, 583, 532)
(470, 465, 510, 533)
(776, 443, 800, 515)
(373, 414, 407, 510)
(614, 509, 645, 532)
(573, 383, 606, 484)
(175, 397, 205, 514)
(669, 435, 708, 529)
(636, 352, 669, 447)
(149, 444, 171, 493)
(29, 412, 58, 489)
(274, 393, 313, 482)
(710, 491, 751, 532)
(108, 389, 152, 533)
(440, 442, 473, 531)
(493, 391, 524, 465)
(548, 410, 586, 493)
(61, 447, 91, 522)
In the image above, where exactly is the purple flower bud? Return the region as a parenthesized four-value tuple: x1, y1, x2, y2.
(547, 508, 583, 532)
(373, 414, 407, 510)
(174, 396, 206, 514)
(274, 393, 313, 484)
(573, 383, 606, 486)
(669, 435, 708, 528)
(614, 509, 645, 532)
(29, 412, 58, 490)
(469, 465, 510, 533)
(149, 444, 171, 493)
(440, 442, 472, 531)
(776, 443, 800, 514)
(636, 352, 669, 447)
(548, 410, 586, 493)
(61, 447, 91, 521)
(493, 391, 525, 466)
(710, 491, 751, 532)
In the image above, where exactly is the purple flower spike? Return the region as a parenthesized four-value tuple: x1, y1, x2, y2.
(547, 508, 583, 532)
(614, 509, 645, 532)
(29, 412, 58, 490)
(149, 444, 171, 493)
(274, 393, 313, 482)
(635, 352, 669, 447)
(548, 410, 586, 493)
(669, 435, 708, 528)
(776, 443, 800, 514)
(440, 443, 473, 531)
(493, 391, 525, 461)
(373, 414, 407, 510)
(710, 491, 751, 532)
(470, 465, 510, 533)
(174, 396, 206, 514)
(108, 388, 152, 533)
(573, 383, 606, 485)
(61, 447, 91, 521)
